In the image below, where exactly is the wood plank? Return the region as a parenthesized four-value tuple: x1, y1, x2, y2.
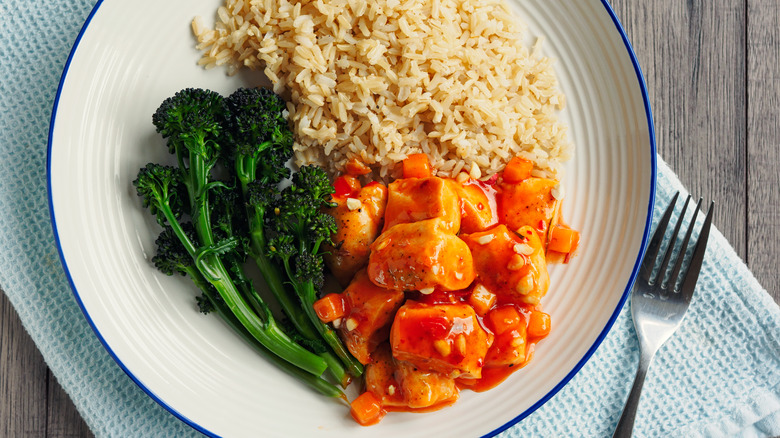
(0, 288, 94, 438)
(747, 0, 780, 302)
(609, 0, 748, 260)
(46, 370, 94, 438)
(0, 289, 48, 437)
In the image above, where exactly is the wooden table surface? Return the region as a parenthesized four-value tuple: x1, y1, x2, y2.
(2, 1, 778, 437)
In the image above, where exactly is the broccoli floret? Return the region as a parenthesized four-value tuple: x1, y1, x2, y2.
(226, 90, 349, 381)
(134, 163, 198, 257)
(246, 179, 279, 210)
(136, 88, 329, 380)
(134, 164, 186, 227)
(224, 87, 293, 189)
(152, 223, 197, 277)
(266, 165, 363, 378)
(293, 250, 326, 293)
(136, 87, 356, 398)
(152, 224, 221, 315)
(289, 164, 337, 208)
(153, 87, 226, 163)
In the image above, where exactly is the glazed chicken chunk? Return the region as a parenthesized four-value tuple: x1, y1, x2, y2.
(365, 343, 459, 410)
(461, 224, 550, 305)
(338, 269, 405, 365)
(452, 180, 497, 234)
(483, 305, 529, 367)
(367, 218, 475, 292)
(383, 177, 461, 234)
(324, 182, 388, 286)
(498, 176, 560, 247)
(390, 301, 492, 379)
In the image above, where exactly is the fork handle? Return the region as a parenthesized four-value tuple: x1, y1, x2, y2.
(612, 353, 652, 437)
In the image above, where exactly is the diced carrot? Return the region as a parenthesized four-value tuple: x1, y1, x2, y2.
(313, 293, 347, 323)
(468, 284, 497, 317)
(486, 305, 523, 335)
(333, 175, 362, 199)
(527, 310, 551, 338)
(502, 157, 534, 183)
(547, 225, 580, 254)
(402, 153, 432, 179)
(350, 391, 386, 426)
(345, 157, 372, 176)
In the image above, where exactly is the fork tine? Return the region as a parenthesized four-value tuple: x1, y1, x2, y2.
(652, 195, 692, 286)
(668, 197, 703, 292)
(679, 201, 714, 301)
(642, 192, 680, 281)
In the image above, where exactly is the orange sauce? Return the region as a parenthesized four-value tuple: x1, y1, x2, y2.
(457, 343, 538, 392)
(334, 159, 575, 424)
(384, 397, 459, 414)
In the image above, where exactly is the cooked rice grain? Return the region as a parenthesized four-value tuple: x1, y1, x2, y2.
(193, 0, 572, 180)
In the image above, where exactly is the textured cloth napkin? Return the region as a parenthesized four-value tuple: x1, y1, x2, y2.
(2, 0, 779, 437)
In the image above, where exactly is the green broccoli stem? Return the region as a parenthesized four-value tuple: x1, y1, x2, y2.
(201, 254, 328, 377)
(252, 239, 350, 386)
(188, 152, 213, 243)
(248, 220, 316, 338)
(283, 258, 364, 378)
(218, 218, 350, 385)
(243, 189, 349, 385)
(182, 265, 212, 294)
(152, 194, 327, 376)
(236, 150, 306, 331)
(238, 253, 349, 385)
(183, 150, 328, 377)
(319, 351, 351, 388)
(278, 206, 364, 378)
(235, 151, 336, 357)
(196, 271, 345, 400)
(235, 147, 265, 193)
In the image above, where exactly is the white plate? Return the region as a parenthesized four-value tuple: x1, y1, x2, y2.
(48, 0, 656, 436)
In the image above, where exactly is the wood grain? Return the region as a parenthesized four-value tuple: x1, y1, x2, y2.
(46, 371, 94, 438)
(747, 0, 780, 297)
(0, 1, 777, 437)
(1, 289, 50, 437)
(610, 0, 748, 258)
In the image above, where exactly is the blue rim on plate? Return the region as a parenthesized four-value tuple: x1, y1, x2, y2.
(46, 0, 657, 436)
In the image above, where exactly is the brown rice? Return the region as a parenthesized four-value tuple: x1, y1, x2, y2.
(192, 0, 572, 180)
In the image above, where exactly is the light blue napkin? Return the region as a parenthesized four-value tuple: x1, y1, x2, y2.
(2, 0, 779, 437)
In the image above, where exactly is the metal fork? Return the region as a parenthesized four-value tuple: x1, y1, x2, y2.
(612, 192, 714, 437)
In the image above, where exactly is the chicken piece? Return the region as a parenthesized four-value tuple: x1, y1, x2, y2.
(324, 182, 388, 286)
(365, 343, 459, 410)
(338, 269, 405, 365)
(460, 224, 550, 305)
(395, 357, 459, 409)
(498, 177, 560, 247)
(452, 180, 498, 234)
(483, 305, 529, 367)
(364, 342, 406, 407)
(390, 301, 492, 379)
(383, 177, 460, 233)
(368, 219, 475, 292)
